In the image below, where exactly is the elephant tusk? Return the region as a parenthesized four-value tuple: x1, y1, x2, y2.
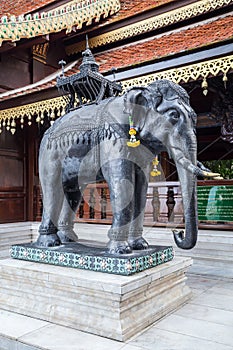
(212, 176, 224, 180)
(202, 171, 222, 178)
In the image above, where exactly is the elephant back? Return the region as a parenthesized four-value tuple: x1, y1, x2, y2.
(45, 98, 124, 150)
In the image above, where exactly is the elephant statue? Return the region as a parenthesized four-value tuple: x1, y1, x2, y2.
(37, 79, 218, 254)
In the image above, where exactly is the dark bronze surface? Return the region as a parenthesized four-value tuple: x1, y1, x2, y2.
(56, 39, 122, 112)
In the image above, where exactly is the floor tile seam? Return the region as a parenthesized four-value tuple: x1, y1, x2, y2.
(187, 300, 233, 314)
(189, 283, 229, 296)
(124, 322, 155, 344)
(120, 341, 146, 350)
(171, 308, 233, 325)
(187, 299, 233, 310)
(191, 288, 233, 299)
(17, 324, 52, 343)
(186, 272, 232, 281)
(153, 323, 233, 347)
(215, 278, 233, 284)
(175, 305, 233, 328)
(15, 338, 47, 350)
(202, 289, 233, 299)
(142, 327, 233, 350)
(187, 285, 221, 293)
(0, 332, 18, 341)
(187, 288, 216, 303)
(189, 288, 209, 298)
(188, 273, 233, 282)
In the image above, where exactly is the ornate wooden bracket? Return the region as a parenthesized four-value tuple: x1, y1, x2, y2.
(207, 75, 233, 143)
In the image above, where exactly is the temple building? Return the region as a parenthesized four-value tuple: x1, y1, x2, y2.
(0, 0, 232, 227)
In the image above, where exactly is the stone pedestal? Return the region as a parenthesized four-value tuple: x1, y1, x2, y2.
(0, 256, 192, 341)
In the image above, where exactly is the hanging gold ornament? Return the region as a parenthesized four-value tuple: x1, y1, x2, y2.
(50, 110, 55, 125)
(201, 78, 208, 96)
(6, 119, 10, 131)
(223, 74, 228, 89)
(10, 119, 16, 134)
(40, 111, 45, 124)
(50, 110, 55, 120)
(61, 107, 66, 116)
(127, 115, 140, 147)
(20, 117, 24, 129)
(150, 155, 161, 177)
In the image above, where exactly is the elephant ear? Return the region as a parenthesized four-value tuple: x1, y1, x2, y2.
(149, 79, 197, 127)
(124, 87, 153, 121)
(149, 79, 190, 106)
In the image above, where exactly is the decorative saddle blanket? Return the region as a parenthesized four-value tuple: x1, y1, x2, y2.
(46, 99, 125, 150)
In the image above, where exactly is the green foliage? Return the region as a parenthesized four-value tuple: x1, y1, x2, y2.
(203, 159, 233, 179)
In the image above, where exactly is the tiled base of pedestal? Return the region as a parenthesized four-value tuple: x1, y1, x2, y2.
(0, 256, 192, 341)
(10, 242, 174, 275)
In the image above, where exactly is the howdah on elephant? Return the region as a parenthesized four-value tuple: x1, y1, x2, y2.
(37, 79, 218, 254)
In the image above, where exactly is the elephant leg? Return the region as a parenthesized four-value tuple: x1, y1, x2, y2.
(56, 155, 86, 243)
(102, 159, 134, 254)
(37, 166, 63, 247)
(37, 213, 61, 247)
(57, 188, 84, 243)
(128, 164, 149, 250)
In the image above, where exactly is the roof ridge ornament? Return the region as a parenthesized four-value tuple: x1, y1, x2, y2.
(58, 60, 66, 78)
(56, 40, 122, 112)
(86, 34, 89, 49)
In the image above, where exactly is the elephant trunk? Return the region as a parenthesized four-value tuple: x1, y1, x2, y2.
(173, 162, 198, 249)
(170, 147, 220, 248)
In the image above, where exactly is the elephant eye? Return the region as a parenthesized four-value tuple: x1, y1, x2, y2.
(168, 109, 179, 122)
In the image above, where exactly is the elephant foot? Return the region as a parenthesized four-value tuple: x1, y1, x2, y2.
(107, 241, 132, 255)
(36, 233, 61, 248)
(57, 229, 78, 243)
(128, 237, 149, 250)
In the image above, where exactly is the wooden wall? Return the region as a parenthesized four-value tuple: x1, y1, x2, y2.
(0, 128, 26, 223)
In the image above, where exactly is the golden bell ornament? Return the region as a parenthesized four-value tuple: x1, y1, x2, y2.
(201, 78, 208, 96)
(150, 156, 161, 177)
(127, 116, 140, 148)
(223, 74, 228, 89)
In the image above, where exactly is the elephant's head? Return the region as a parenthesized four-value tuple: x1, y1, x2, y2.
(124, 79, 217, 249)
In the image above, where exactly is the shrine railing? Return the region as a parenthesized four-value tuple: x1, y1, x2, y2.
(76, 181, 184, 227)
(34, 180, 233, 228)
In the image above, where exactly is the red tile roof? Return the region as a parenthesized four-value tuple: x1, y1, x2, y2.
(0, 0, 57, 17)
(96, 15, 233, 72)
(0, 15, 232, 103)
(114, 0, 175, 21)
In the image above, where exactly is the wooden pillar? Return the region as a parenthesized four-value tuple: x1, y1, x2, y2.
(25, 123, 38, 221)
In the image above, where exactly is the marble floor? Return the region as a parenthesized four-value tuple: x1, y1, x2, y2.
(0, 271, 233, 350)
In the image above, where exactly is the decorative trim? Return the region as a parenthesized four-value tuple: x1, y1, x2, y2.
(0, 55, 232, 133)
(66, 0, 233, 55)
(120, 55, 233, 91)
(32, 42, 49, 64)
(10, 243, 174, 275)
(0, 0, 121, 46)
(0, 96, 66, 134)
